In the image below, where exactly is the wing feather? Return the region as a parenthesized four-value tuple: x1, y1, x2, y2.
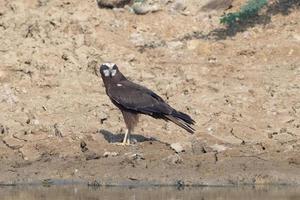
(107, 80, 171, 116)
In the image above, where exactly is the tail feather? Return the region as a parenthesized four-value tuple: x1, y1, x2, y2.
(165, 110, 195, 134)
(172, 111, 195, 125)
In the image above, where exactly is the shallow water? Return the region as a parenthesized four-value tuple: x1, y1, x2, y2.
(0, 185, 300, 200)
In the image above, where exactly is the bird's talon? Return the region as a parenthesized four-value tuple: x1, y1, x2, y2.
(113, 142, 126, 146)
(113, 142, 133, 146)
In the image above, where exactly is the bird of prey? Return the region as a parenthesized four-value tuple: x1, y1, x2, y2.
(99, 63, 195, 145)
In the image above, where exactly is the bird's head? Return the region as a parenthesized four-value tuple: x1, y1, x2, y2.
(99, 63, 126, 85)
(100, 62, 119, 78)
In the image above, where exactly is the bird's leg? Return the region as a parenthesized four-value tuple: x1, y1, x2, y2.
(122, 129, 129, 145)
(114, 129, 132, 146)
(126, 129, 131, 145)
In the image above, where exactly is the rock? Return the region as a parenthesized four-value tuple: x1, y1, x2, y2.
(97, 0, 131, 9)
(54, 123, 63, 137)
(19, 145, 41, 161)
(186, 40, 200, 50)
(121, 153, 145, 167)
(81, 142, 102, 160)
(170, 143, 184, 153)
(112, 7, 126, 12)
(167, 41, 184, 50)
(103, 151, 119, 157)
(268, 132, 273, 139)
(191, 140, 214, 154)
(200, 0, 232, 11)
(210, 144, 228, 152)
(124, 5, 134, 13)
(98, 112, 108, 124)
(85, 152, 101, 160)
(2, 136, 24, 150)
(80, 141, 88, 152)
(130, 32, 165, 51)
(132, 2, 161, 15)
(170, 0, 186, 12)
(293, 34, 300, 42)
(127, 153, 144, 161)
(164, 154, 183, 164)
(207, 127, 214, 132)
(0, 124, 9, 135)
(0, 125, 4, 134)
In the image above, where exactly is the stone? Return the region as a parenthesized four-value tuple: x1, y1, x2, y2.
(103, 151, 119, 157)
(97, 0, 131, 9)
(293, 34, 300, 42)
(170, 0, 187, 12)
(186, 40, 200, 50)
(268, 132, 273, 139)
(132, 2, 161, 15)
(191, 140, 214, 154)
(130, 32, 164, 50)
(54, 123, 63, 137)
(85, 152, 101, 160)
(98, 112, 108, 124)
(167, 41, 184, 50)
(200, 0, 233, 11)
(170, 142, 184, 153)
(127, 153, 144, 161)
(0, 124, 9, 135)
(210, 144, 228, 152)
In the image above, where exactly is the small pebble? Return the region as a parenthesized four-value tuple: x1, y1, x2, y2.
(170, 143, 184, 153)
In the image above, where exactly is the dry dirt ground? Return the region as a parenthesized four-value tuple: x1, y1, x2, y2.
(0, 0, 300, 186)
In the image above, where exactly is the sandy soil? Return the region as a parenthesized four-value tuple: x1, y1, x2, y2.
(0, 0, 300, 185)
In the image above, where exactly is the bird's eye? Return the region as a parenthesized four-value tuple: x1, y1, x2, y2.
(111, 69, 117, 76)
(100, 64, 109, 70)
(103, 69, 110, 77)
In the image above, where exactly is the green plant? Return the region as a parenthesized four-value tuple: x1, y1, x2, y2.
(220, 0, 268, 26)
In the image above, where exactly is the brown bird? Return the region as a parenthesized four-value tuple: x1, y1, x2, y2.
(99, 63, 195, 145)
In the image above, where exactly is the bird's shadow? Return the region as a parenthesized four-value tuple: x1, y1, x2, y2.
(99, 129, 159, 144)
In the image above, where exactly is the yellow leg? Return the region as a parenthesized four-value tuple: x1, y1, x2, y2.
(114, 129, 132, 146)
(126, 130, 131, 145)
(122, 129, 129, 145)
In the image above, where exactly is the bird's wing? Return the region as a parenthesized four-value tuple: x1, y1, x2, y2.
(107, 80, 172, 115)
